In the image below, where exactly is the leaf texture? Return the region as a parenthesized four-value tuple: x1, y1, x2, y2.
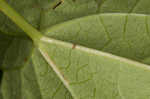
(1, 0, 150, 99)
(36, 14, 150, 99)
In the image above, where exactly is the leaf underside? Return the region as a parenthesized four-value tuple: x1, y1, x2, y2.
(1, 0, 150, 99)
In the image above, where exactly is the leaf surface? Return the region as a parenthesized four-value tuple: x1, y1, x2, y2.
(1, 0, 150, 69)
(0, 32, 33, 70)
(1, 0, 150, 99)
(34, 14, 150, 99)
(44, 13, 150, 63)
(2, 0, 150, 35)
(36, 14, 150, 98)
(1, 60, 42, 99)
(1, 51, 73, 99)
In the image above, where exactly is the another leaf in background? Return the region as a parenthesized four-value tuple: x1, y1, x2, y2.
(1, 60, 42, 99)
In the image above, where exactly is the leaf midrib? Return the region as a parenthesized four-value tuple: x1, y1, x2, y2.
(40, 36, 150, 70)
(39, 35, 150, 99)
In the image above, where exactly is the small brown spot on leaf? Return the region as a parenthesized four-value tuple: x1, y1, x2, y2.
(24, 58, 27, 62)
(72, 44, 76, 49)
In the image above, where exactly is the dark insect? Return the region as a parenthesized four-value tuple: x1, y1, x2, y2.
(52, 0, 62, 10)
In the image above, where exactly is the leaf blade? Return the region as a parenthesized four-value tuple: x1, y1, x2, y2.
(38, 34, 150, 99)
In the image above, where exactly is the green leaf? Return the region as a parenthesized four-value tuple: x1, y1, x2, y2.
(1, 0, 150, 99)
(43, 13, 150, 63)
(0, 0, 34, 70)
(40, 0, 150, 30)
(0, 32, 12, 67)
(20, 13, 150, 99)
(38, 34, 150, 99)
(1, 51, 73, 99)
(32, 49, 72, 99)
(0, 32, 33, 70)
(0, 0, 97, 35)
(96, 0, 150, 13)
(37, 14, 150, 99)
(1, 0, 150, 70)
(1, 60, 42, 99)
(2, 0, 150, 35)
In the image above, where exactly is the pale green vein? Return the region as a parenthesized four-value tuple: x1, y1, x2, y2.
(117, 65, 125, 99)
(92, 88, 96, 99)
(76, 64, 89, 81)
(40, 35, 150, 70)
(98, 15, 112, 50)
(122, 15, 133, 50)
(51, 83, 62, 99)
(74, 23, 82, 40)
(62, 50, 72, 71)
(99, 16, 112, 40)
(38, 42, 76, 98)
(70, 78, 92, 85)
(129, 0, 141, 13)
(95, 0, 107, 13)
(145, 16, 150, 39)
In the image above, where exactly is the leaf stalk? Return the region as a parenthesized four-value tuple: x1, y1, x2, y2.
(0, 0, 43, 42)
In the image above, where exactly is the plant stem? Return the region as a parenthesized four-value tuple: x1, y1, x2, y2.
(0, 0, 43, 42)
